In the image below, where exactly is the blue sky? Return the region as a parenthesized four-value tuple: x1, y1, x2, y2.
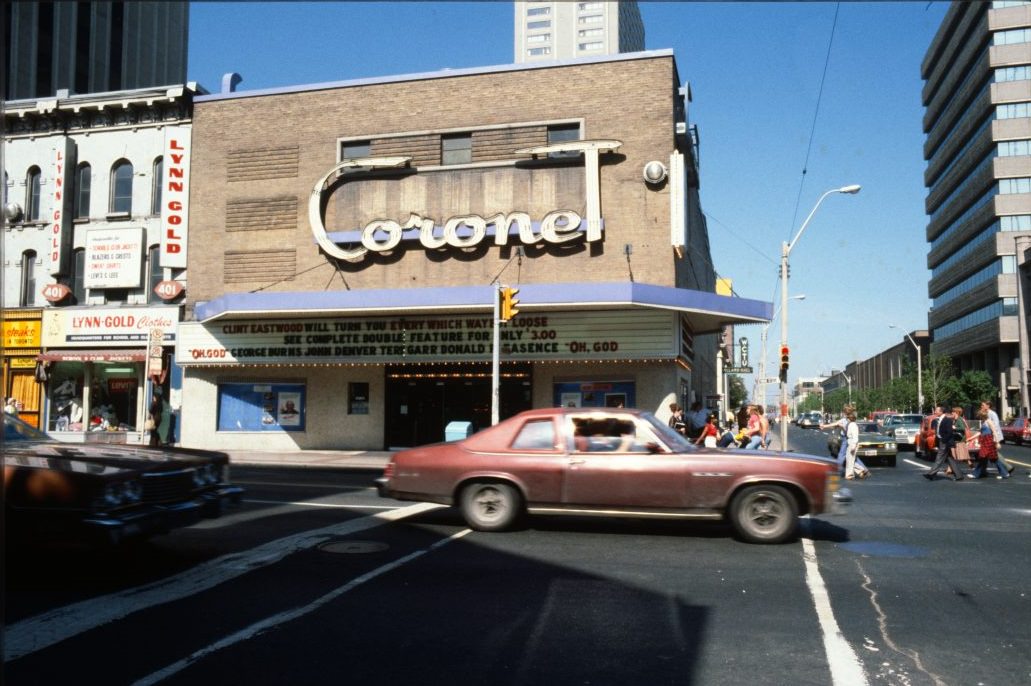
(188, 1, 950, 394)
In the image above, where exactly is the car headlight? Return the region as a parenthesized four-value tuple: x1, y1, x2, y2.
(123, 480, 143, 502)
(887, 443, 896, 450)
(102, 481, 141, 507)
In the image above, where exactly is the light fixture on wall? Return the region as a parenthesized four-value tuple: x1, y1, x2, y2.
(642, 160, 668, 185)
(4, 202, 23, 221)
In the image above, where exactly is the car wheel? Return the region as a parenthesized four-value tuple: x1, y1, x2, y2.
(459, 482, 522, 532)
(728, 484, 798, 544)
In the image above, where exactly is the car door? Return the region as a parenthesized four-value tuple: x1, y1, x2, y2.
(561, 413, 688, 508)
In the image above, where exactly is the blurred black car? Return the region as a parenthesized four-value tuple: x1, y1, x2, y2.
(3, 414, 244, 545)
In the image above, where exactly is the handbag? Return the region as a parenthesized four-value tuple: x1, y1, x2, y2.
(144, 417, 156, 431)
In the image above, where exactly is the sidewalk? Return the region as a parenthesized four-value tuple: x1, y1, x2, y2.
(224, 448, 395, 470)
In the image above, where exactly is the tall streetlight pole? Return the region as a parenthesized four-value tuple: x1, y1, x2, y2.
(779, 184, 861, 452)
(889, 324, 922, 413)
(758, 294, 806, 410)
(842, 372, 852, 407)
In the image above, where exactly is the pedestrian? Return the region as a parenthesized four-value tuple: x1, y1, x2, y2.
(819, 405, 870, 478)
(952, 406, 973, 469)
(148, 388, 170, 447)
(979, 400, 1015, 476)
(694, 413, 720, 448)
(757, 405, 770, 449)
(4, 397, 18, 415)
(667, 403, 686, 435)
(967, 409, 1010, 479)
(924, 406, 965, 481)
(686, 401, 708, 440)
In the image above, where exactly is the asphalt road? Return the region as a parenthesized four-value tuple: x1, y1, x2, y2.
(4, 429, 1029, 685)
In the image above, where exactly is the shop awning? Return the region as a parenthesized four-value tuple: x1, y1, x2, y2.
(37, 349, 147, 362)
(194, 282, 771, 334)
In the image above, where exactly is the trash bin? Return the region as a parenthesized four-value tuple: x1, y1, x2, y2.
(445, 421, 474, 442)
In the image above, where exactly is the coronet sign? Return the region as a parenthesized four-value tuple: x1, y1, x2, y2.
(308, 140, 622, 263)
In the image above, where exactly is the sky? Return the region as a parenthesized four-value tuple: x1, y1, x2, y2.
(188, 1, 950, 396)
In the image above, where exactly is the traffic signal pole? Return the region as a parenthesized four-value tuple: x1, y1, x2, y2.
(492, 285, 501, 426)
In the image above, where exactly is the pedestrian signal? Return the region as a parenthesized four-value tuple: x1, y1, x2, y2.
(500, 286, 520, 322)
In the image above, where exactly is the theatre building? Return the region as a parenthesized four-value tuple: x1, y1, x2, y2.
(179, 50, 769, 451)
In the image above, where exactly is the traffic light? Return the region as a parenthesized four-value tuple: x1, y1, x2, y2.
(779, 345, 790, 382)
(500, 286, 520, 322)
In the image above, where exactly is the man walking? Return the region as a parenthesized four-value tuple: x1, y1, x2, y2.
(924, 406, 965, 481)
(979, 400, 1015, 476)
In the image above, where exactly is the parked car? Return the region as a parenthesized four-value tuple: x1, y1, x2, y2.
(827, 420, 898, 467)
(797, 411, 824, 429)
(377, 407, 851, 544)
(881, 413, 924, 450)
(3, 413, 244, 545)
(1001, 416, 1031, 444)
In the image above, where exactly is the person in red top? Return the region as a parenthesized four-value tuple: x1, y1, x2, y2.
(694, 413, 720, 448)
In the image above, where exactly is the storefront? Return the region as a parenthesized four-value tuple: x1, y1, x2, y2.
(2, 310, 45, 427)
(179, 51, 772, 451)
(39, 306, 178, 442)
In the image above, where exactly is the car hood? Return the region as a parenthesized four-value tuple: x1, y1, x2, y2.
(2, 440, 228, 475)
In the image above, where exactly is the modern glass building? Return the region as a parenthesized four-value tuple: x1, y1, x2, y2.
(3, 1, 188, 100)
(922, 0, 1031, 413)
(513, 1, 644, 63)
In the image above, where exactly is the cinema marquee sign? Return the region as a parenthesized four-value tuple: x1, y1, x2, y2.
(308, 140, 621, 262)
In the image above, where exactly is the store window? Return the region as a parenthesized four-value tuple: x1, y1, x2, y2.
(442, 133, 472, 165)
(151, 156, 163, 215)
(26, 167, 42, 221)
(110, 159, 133, 214)
(348, 382, 369, 415)
(48, 362, 142, 433)
(20, 251, 37, 306)
(74, 163, 91, 219)
(217, 382, 306, 431)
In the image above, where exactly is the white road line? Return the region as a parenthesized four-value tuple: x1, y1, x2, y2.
(242, 498, 397, 509)
(801, 536, 869, 686)
(4, 502, 442, 661)
(132, 528, 472, 686)
(903, 458, 929, 469)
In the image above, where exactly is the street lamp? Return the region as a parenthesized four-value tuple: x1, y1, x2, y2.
(889, 324, 922, 413)
(757, 294, 806, 410)
(779, 184, 861, 451)
(841, 371, 852, 406)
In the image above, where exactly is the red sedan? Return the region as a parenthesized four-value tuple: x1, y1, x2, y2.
(1001, 416, 1031, 444)
(377, 407, 850, 544)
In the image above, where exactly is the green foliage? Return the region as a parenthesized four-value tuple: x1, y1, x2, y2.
(728, 374, 748, 409)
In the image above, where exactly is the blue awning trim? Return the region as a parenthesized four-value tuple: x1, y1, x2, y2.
(193, 282, 771, 334)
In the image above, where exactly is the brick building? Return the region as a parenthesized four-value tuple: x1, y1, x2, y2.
(177, 50, 769, 450)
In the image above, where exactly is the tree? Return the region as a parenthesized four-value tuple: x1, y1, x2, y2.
(727, 374, 748, 410)
(924, 354, 955, 409)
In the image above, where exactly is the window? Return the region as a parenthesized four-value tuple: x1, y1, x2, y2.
(997, 102, 1031, 119)
(578, 41, 604, 51)
(511, 419, 557, 451)
(527, 33, 550, 43)
(999, 139, 1031, 156)
(1000, 177, 1031, 194)
(527, 6, 550, 16)
(217, 382, 307, 431)
(578, 14, 604, 24)
(579, 28, 603, 37)
(110, 159, 133, 214)
(527, 20, 550, 30)
(74, 163, 91, 219)
(441, 133, 472, 165)
(578, 2, 603, 10)
(20, 251, 37, 306)
(342, 140, 371, 159)
(993, 28, 1031, 46)
(71, 248, 86, 304)
(151, 157, 163, 215)
(547, 124, 581, 158)
(995, 66, 1031, 82)
(528, 47, 551, 56)
(26, 167, 41, 221)
(148, 244, 162, 303)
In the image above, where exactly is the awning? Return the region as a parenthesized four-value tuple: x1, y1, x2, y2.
(37, 349, 147, 362)
(194, 282, 772, 334)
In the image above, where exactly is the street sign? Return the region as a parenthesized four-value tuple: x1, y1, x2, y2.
(724, 366, 753, 374)
(760, 377, 780, 384)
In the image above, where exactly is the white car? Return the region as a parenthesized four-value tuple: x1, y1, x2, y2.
(882, 413, 923, 448)
(797, 411, 823, 429)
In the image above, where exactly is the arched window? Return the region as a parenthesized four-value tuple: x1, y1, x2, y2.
(74, 163, 91, 219)
(148, 244, 163, 303)
(26, 167, 42, 221)
(20, 250, 37, 306)
(110, 159, 133, 214)
(151, 156, 163, 215)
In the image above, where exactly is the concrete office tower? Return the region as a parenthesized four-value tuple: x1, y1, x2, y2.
(3, 1, 188, 100)
(514, 1, 645, 63)
(922, 0, 1031, 413)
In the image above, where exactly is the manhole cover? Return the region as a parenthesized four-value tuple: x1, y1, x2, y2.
(319, 540, 389, 555)
(838, 542, 928, 558)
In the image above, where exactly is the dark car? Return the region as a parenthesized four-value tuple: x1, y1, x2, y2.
(826, 420, 898, 467)
(1001, 416, 1031, 444)
(377, 407, 851, 544)
(3, 414, 244, 545)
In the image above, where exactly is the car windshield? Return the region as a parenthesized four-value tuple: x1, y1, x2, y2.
(3, 414, 50, 442)
(640, 412, 694, 452)
(858, 422, 880, 433)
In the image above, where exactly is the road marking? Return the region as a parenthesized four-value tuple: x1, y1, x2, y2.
(801, 535, 869, 685)
(132, 528, 472, 686)
(903, 458, 929, 469)
(4, 502, 443, 661)
(191, 498, 400, 529)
